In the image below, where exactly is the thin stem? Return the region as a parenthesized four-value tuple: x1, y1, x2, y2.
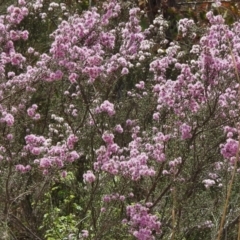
(171, 186, 176, 240)
(171, 166, 177, 240)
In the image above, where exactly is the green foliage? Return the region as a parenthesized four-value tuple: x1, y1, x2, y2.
(39, 173, 82, 239)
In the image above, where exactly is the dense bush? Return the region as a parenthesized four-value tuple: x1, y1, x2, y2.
(1, 0, 240, 239)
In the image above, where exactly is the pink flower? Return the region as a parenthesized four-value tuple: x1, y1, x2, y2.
(15, 164, 31, 173)
(27, 47, 34, 54)
(39, 158, 51, 168)
(31, 147, 41, 155)
(69, 73, 78, 83)
(20, 30, 29, 40)
(99, 100, 115, 116)
(67, 134, 78, 149)
(61, 170, 67, 178)
(16, 164, 25, 172)
(7, 134, 13, 141)
(220, 138, 238, 159)
(203, 179, 215, 188)
(153, 112, 159, 121)
(135, 81, 145, 89)
(101, 207, 106, 212)
(119, 195, 125, 201)
(33, 113, 41, 120)
(102, 132, 114, 144)
(27, 107, 36, 117)
(114, 124, 123, 133)
(126, 119, 133, 126)
(18, 0, 26, 5)
(121, 67, 129, 75)
(103, 195, 111, 202)
(83, 170, 96, 183)
(81, 230, 89, 238)
(2, 113, 14, 126)
(180, 123, 192, 140)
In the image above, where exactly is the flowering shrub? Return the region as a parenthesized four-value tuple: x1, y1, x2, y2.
(1, 0, 240, 239)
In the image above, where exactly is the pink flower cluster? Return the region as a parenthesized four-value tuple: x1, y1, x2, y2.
(95, 128, 163, 180)
(27, 104, 40, 120)
(103, 193, 125, 202)
(220, 138, 238, 160)
(125, 203, 161, 240)
(6, 4, 28, 24)
(24, 133, 80, 173)
(15, 164, 31, 173)
(45, 0, 145, 88)
(202, 179, 216, 189)
(67, 134, 79, 149)
(180, 123, 192, 140)
(178, 18, 195, 37)
(0, 113, 14, 126)
(83, 170, 96, 183)
(96, 100, 115, 116)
